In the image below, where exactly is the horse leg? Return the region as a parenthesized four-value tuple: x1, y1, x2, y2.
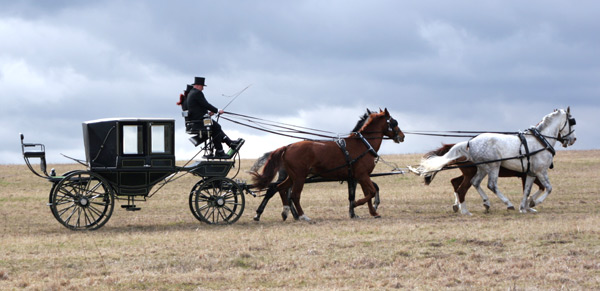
(529, 172, 553, 210)
(450, 176, 463, 213)
(485, 166, 515, 210)
(471, 168, 491, 212)
(279, 188, 298, 220)
(254, 183, 278, 221)
(372, 181, 380, 211)
(347, 179, 358, 219)
(456, 174, 473, 215)
(519, 175, 536, 213)
(354, 177, 380, 218)
(521, 177, 546, 208)
(289, 178, 309, 221)
(277, 177, 293, 221)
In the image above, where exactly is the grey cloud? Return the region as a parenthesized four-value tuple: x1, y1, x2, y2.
(1, 0, 598, 164)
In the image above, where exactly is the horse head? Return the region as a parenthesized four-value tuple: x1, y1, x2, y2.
(381, 108, 405, 143)
(558, 106, 577, 147)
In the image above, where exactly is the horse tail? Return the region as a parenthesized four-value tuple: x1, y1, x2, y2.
(423, 143, 457, 159)
(250, 151, 273, 173)
(250, 146, 287, 189)
(418, 141, 470, 181)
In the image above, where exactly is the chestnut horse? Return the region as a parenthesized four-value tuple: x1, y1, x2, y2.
(251, 108, 404, 221)
(424, 144, 546, 215)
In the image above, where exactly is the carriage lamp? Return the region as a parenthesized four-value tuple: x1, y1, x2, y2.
(203, 116, 213, 127)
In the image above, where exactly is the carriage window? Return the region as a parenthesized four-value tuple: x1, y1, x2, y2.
(151, 124, 172, 154)
(123, 125, 144, 155)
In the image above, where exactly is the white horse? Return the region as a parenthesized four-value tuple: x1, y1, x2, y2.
(415, 107, 577, 214)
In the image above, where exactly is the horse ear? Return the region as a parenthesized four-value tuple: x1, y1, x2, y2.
(384, 108, 390, 117)
(366, 108, 372, 114)
(567, 106, 571, 114)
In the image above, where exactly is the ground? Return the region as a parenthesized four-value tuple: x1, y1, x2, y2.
(0, 150, 598, 289)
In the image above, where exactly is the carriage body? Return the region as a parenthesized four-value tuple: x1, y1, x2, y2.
(83, 118, 177, 197)
(21, 117, 247, 230)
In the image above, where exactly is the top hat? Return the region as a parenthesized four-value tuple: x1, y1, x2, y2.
(192, 77, 207, 86)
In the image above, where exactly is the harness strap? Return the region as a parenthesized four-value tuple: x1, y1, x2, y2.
(440, 148, 547, 171)
(336, 139, 354, 178)
(356, 132, 379, 157)
(312, 134, 379, 178)
(530, 127, 556, 156)
(517, 132, 531, 174)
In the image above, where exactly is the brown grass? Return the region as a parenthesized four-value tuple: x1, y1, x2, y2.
(1, 150, 599, 290)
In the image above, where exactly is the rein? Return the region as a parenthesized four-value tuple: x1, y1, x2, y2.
(435, 126, 560, 174)
(221, 111, 399, 141)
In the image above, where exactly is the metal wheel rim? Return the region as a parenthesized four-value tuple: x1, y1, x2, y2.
(50, 171, 114, 230)
(188, 178, 207, 222)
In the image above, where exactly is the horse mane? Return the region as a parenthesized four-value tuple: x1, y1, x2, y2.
(535, 109, 562, 130)
(351, 111, 371, 132)
(351, 110, 387, 133)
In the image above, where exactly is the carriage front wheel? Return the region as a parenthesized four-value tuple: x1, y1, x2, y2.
(49, 170, 115, 230)
(189, 177, 245, 225)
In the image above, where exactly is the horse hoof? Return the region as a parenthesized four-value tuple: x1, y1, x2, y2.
(529, 201, 536, 208)
(528, 208, 538, 213)
(507, 206, 516, 211)
(483, 204, 490, 213)
(253, 215, 260, 222)
(374, 215, 381, 219)
(452, 204, 459, 213)
(281, 212, 288, 221)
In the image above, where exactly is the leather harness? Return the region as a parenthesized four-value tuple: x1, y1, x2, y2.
(334, 132, 379, 178)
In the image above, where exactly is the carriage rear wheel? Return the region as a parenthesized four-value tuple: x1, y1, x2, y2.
(49, 171, 115, 230)
(189, 177, 245, 225)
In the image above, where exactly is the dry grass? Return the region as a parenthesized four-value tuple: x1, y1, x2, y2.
(1, 150, 599, 290)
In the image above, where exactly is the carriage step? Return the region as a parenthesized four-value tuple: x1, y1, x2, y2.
(121, 205, 141, 211)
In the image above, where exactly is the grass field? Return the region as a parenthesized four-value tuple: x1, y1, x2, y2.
(1, 150, 599, 290)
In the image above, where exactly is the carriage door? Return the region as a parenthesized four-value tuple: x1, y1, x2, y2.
(119, 123, 148, 195)
(148, 122, 175, 187)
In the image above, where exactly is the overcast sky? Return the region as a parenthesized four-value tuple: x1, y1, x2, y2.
(1, 0, 598, 164)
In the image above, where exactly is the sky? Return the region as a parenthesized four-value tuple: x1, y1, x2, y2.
(1, 0, 598, 164)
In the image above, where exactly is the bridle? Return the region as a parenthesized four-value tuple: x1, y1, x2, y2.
(386, 116, 402, 141)
(359, 115, 401, 139)
(557, 113, 576, 144)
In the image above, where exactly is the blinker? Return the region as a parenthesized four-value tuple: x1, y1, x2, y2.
(568, 117, 576, 126)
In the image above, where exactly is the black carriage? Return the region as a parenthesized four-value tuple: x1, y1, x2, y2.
(20, 117, 248, 230)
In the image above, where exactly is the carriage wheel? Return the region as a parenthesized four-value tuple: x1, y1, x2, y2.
(189, 177, 245, 225)
(49, 171, 115, 230)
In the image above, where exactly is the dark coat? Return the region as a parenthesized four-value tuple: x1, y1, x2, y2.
(186, 88, 218, 122)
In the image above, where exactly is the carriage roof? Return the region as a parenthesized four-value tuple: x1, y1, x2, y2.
(82, 117, 175, 168)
